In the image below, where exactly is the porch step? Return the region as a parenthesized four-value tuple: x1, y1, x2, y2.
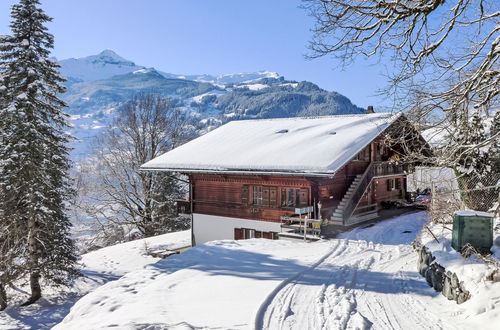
(329, 217, 344, 225)
(332, 174, 369, 227)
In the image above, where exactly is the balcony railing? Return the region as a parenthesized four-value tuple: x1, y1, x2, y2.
(372, 162, 406, 178)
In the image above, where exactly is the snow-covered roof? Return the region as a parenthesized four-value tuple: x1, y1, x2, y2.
(141, 112, 402, 176)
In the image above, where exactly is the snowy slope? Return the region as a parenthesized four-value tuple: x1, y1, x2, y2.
(80, 230, 191, 276)
(0, 230, 190, 330)
(260, 213, 458, 329)
(55, 239, 331, 330)
(53, 212, 499, 330)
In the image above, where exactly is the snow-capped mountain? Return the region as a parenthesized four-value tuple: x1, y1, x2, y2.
(59, 50, 280, 85)
(59, 50, 146, 82)
(58, 50, 365, 159)
(164, 71, 281, 85)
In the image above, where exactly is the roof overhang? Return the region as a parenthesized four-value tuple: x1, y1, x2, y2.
(140, 112, 406, 177)
(140, 167, 337, 178)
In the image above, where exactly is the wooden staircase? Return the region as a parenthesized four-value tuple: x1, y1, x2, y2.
(330, 174, 377, 225)
(328, 161, 407, 226)
(330, 174, 363, 224)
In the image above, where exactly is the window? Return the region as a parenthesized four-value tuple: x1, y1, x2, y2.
(251, 186, 277, 207)
(244, 228, 255, 239)
(395, 178, 401, 190)
(387, 178, 396, 191)
(386, 178, 402, 191)
(281, 188, 309, 207)
(235, 228, 278, 240)
(253, 186, 263, 205)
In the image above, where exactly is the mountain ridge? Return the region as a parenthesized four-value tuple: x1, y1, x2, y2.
(59, 49, 281, 85)
(58, 50, 365, 159)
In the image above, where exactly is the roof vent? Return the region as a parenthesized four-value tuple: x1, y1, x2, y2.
(276, 129, 289, 134)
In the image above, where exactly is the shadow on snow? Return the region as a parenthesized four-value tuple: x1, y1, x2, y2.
(149, 242, 434, 297)
(2, 270, 120, 330)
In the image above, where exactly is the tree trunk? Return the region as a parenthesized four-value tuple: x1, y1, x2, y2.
(0, 282, 7, 311)
(22, 217, 42, 306)
(21, 271, 41, 306)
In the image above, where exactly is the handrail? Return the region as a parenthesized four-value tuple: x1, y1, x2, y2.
(342, 163, 375, 223)
(342, 161, 406, 223)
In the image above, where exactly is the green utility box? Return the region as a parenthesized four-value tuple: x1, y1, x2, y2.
(451, 211, 494, 254)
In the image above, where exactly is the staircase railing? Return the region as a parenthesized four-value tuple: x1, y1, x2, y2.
(342, 161, 407, 224)
(342, 163, 375, 223)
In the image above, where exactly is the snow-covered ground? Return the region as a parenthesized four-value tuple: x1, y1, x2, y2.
(3, 212, 499, 329)
(421, 213, 500, 326)
(260, 213, 465, 330)
(0, 230, 190, 329)
(51, 211, 499, 329)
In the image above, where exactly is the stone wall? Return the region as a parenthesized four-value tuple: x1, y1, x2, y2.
(417, 247, 470, 304)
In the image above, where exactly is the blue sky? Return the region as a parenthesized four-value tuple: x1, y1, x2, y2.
(0, 0, 393, 109)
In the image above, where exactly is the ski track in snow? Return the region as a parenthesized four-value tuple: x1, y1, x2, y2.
(259, 217, 464, 330)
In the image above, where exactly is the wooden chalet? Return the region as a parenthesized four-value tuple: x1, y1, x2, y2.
(142, 112, 424, 245)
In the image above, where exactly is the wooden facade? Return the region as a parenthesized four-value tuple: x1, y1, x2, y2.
(188, 138, 408, 228)
(190, 173, 311, 223)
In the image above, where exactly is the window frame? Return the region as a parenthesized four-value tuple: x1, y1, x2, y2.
(387, 178, 396, 191)
(250, 185, 278, 208)
(280, 187, 309, 208)
(243, 228, 255, 239)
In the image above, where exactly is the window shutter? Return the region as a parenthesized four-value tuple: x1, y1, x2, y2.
(262, 187, 270, 207)
(281, 189, 286, 207)
(299, 189, 308, 206)
(287, 189, 294, 207)
(386, 179, 392, 191)
(269, 187, 277, 207)
(258, 187, 263, 205)
(241, 185, 249, 205)
(234, 228, 243, 240)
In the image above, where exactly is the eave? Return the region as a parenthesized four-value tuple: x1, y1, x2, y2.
(139, 167, 337, 178)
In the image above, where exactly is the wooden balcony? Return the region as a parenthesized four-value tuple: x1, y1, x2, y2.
(372, 161, 407, 177)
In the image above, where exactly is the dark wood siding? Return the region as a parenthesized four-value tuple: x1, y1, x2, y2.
(188, 139, 409, 222)
(191, 174, 312, 222)
(374, 175, 406, 205)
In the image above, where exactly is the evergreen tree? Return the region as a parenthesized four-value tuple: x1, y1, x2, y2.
(452, 112, 498, 211)
(0, 0, 78, 306)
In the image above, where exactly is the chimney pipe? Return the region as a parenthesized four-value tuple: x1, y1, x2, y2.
(366, 105, 374, 114)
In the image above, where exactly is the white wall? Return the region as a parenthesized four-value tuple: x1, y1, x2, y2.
(193, 213, 282, 245)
